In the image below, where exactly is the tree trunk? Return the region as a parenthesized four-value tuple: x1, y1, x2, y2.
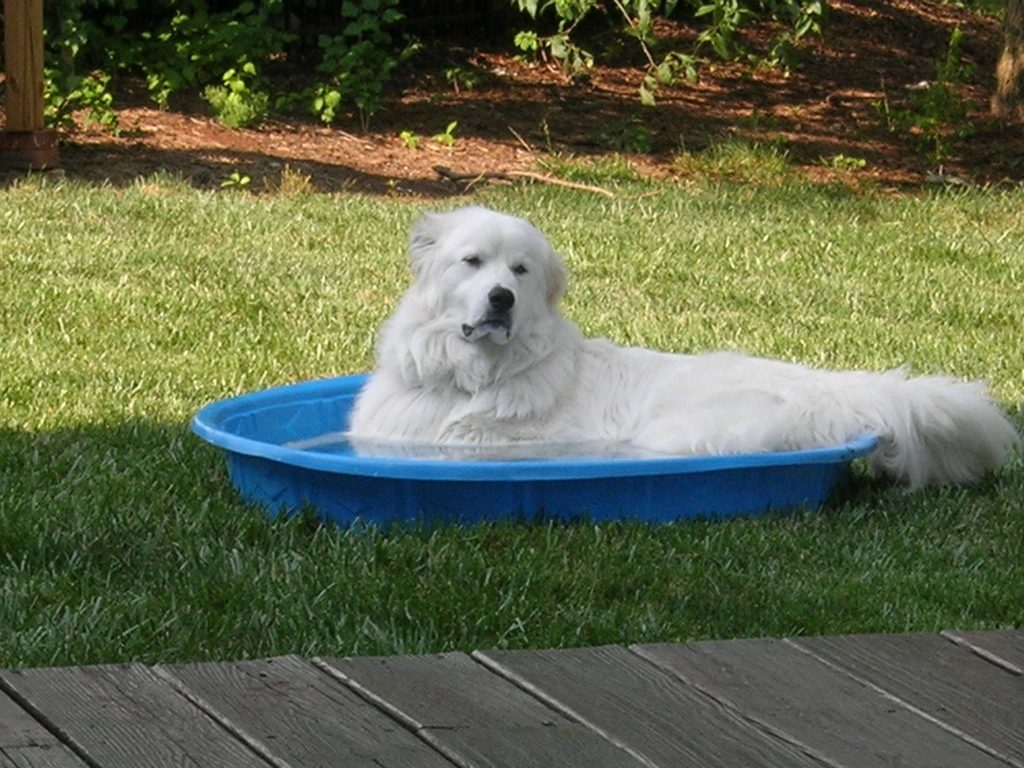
(993, 0, 1024, 122)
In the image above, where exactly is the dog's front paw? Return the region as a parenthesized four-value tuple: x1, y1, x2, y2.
(437, 415, 493, 445)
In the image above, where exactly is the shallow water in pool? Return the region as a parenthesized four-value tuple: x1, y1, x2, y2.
(284, 431, 671, 462)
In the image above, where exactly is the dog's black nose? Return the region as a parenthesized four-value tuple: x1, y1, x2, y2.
(488, 286, 515, 312)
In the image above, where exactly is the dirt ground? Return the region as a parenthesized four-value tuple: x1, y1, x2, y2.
(2, 0, 1023, 195)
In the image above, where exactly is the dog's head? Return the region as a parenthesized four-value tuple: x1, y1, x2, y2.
(406, 206, 567, 346)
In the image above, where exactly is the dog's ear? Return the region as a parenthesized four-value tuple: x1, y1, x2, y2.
(546, 253, 568, 306)
(408, 211, 445, 279)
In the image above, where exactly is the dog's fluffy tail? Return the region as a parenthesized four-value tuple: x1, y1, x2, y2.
(839, 370, 1019, 488)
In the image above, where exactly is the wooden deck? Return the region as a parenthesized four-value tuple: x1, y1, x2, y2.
(1, 629, 1021, 768)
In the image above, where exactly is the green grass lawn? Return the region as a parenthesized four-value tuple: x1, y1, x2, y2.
(1, 175, 1021, 667)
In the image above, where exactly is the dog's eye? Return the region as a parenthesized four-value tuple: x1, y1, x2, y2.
(462, 255, 482, 268)
(511, 264, 529, 276)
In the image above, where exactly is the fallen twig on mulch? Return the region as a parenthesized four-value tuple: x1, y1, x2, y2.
(434, 165, 616, 197)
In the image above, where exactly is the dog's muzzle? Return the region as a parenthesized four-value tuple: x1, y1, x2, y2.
(462, 286, 515, 344)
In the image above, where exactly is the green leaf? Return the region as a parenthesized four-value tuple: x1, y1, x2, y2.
(514, 31, 540, 52)
(712, 35, 731, 59)
(549, 34, 567, 61)
(636, 0, 652, 33)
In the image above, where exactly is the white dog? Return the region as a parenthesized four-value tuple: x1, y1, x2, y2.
(348, 206, 1019, 488)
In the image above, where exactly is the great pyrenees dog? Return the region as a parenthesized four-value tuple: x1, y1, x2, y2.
(348, 206, 1019, 488)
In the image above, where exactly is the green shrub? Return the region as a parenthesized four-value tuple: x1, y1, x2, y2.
(38, 0, 831, 130)
(41, 0, 290, 129)
(139, 1, 291, 109)
(42, 4, 121, 130)
(44, 68, 118, 131)
(311, 0, 407, 130)
(513, 0, 826, 104)
(876, 27, 977, 165)
(202, 63, 270, 129)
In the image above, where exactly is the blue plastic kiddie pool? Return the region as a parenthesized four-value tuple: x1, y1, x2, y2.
(191, 374, 878, 527)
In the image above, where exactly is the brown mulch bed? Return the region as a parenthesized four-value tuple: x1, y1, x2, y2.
(2, 0, 1023, 195)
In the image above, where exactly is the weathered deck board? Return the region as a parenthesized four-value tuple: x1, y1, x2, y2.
(0, 690, 88, 768)
(0, 664, 264, 768)
(633, 636, 1008, 768)
(943, 629, 1024, 674)
(478, 644, 823, 768)
(321, 651, 649, 768)
(161, 654, 454, 768)
(792, 633, 1024, 765)
(1, 630, 1021, 768)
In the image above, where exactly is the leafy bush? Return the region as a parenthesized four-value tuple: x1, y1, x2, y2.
(37, 0, 831, 132)
(695, 0, 824, 66)
(312, 0, 408, 130)
(139, 1, 290, 109)
(876, 27, 977, 164)
(512, 0, 826, 104)
(203, 64, 270, 129)
(41, 3, 121, 130)
(41, 0, 291, 129)
(44, 68, 118, 131)
(39, 0, 408, 133)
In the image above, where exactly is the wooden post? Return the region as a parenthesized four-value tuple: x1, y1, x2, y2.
(1, 0, 60, 169)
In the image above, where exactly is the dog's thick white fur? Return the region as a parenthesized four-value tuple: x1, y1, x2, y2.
(349, 206, 1019, 488)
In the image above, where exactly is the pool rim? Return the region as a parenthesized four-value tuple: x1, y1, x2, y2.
(191, 373, 879, 483)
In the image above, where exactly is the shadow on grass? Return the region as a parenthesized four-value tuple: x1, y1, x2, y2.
(4, 415, 1017, 538)
(0, 142, 461, 197)
(1, 414, 1021, 667)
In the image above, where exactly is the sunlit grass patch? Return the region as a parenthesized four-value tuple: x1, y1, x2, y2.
(1, 176, 1021, 667)
(674, 138, 794, 184)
